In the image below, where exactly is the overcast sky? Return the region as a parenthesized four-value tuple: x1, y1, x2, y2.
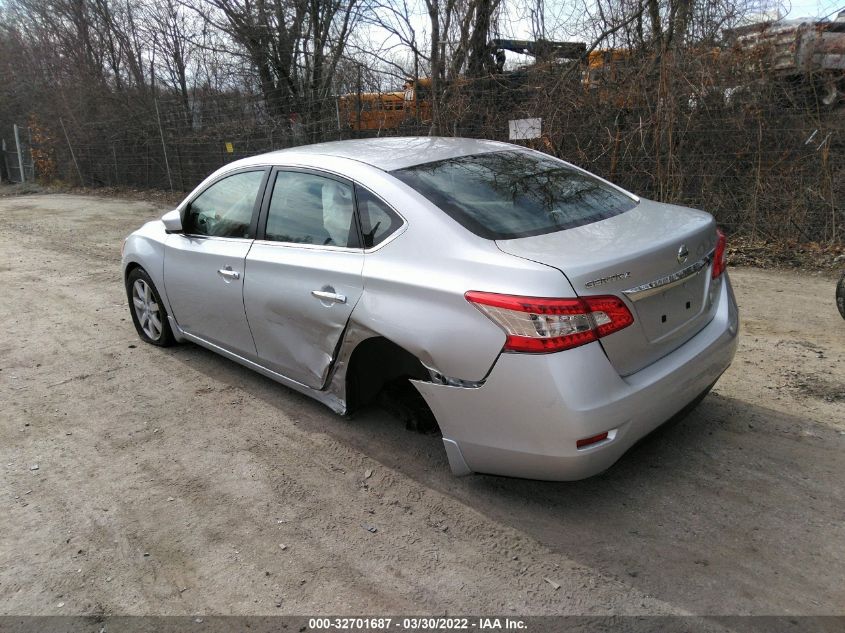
(785, 0, 843, 17)
(495, 0, 845, 44)
(355, 0, 844, 87)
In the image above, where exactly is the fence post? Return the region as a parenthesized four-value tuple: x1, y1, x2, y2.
(1, 139, 10, 184)
(27, 126, 35, 181)
(356, 64, 362, 134)
(59, 118, 84, 185)
(155, 99, 174, 192)
(13, 124, 25, 184)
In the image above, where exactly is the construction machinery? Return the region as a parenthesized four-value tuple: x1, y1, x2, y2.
(337, 41, 585, 132)
(725, 11, 845, 106)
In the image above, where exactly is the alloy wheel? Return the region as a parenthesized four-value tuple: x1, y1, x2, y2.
(132, 279, 163, 341)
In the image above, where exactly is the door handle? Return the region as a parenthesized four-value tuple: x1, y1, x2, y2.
(311, 290, 347, 304)
(217, 267, 241, 281)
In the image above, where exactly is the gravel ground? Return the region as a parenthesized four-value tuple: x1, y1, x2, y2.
(0, 193, 843, 617)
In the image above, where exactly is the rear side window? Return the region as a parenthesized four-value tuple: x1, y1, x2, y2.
(392, 150, 637, 240)
(184, 170, 264, 238)
(265, 171, 358, 247)
(355, 185, 402, 248)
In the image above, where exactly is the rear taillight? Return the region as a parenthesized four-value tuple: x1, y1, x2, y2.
(465, 291, 634, 353)
(712, 228, 727, 279)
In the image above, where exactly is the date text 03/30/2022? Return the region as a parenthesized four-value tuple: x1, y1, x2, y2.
(307, 617, 527, 630)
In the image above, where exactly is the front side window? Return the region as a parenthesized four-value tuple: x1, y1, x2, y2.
(265, 171, 357, 247)
(184, 170, 264, 238)
(392, 150, 637, 240)
(355, 185, 402, 248)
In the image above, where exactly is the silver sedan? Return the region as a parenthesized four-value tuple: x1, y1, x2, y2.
(122, 137, 739, 480)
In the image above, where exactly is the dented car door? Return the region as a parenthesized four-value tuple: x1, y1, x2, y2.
(243, 168, 364, 389)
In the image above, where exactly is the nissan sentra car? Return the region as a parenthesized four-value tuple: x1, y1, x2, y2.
(122, 137, 739, 480)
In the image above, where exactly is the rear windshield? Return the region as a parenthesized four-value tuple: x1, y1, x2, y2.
(391, 150, 637, 239)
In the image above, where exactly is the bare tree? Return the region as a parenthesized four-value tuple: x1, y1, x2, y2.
(145, 0, 197, 121)
(180, 0, 362, 136)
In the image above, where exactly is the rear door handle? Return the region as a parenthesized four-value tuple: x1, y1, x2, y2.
(217, 267, 241, 281)
(311, 290, 347, 304)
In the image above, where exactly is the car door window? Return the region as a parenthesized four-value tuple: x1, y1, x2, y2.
(355, 185, 403, 248)
(184, 170, 264, 238)
(265, 171, 358, 247)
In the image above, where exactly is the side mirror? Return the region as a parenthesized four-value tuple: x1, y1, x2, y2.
(162, 209, 183, 233)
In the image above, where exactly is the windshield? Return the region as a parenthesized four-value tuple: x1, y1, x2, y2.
(392, 150, 637, 239)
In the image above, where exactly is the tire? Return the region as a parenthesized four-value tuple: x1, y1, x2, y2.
(377, 379, 440, 435)
(126, 267, 175, 347)
(837, 272, 845, 320)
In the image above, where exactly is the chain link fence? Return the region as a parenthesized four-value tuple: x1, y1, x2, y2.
(7, 71, 845, 245)
(1, 124, 35, 184)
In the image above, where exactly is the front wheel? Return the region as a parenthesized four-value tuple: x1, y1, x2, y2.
(837, 272, 845, 320)
(126, 267, 175, 346)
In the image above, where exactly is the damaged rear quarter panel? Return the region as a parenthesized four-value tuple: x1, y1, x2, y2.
(349, 197, 576, 384)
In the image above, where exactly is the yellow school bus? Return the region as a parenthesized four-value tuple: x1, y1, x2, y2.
(583, 50, 633, 90)
(338, 79, 433, 131)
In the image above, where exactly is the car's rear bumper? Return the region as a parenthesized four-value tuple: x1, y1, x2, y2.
(413, 275, 739, 481)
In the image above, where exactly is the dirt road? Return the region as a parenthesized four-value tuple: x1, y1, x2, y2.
(1, 194, 843, 616)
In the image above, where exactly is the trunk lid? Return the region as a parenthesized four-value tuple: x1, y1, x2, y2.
(496, 199, 721, 375)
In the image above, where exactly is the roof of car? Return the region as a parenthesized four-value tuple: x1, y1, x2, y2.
(255, 137, 519, 171)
